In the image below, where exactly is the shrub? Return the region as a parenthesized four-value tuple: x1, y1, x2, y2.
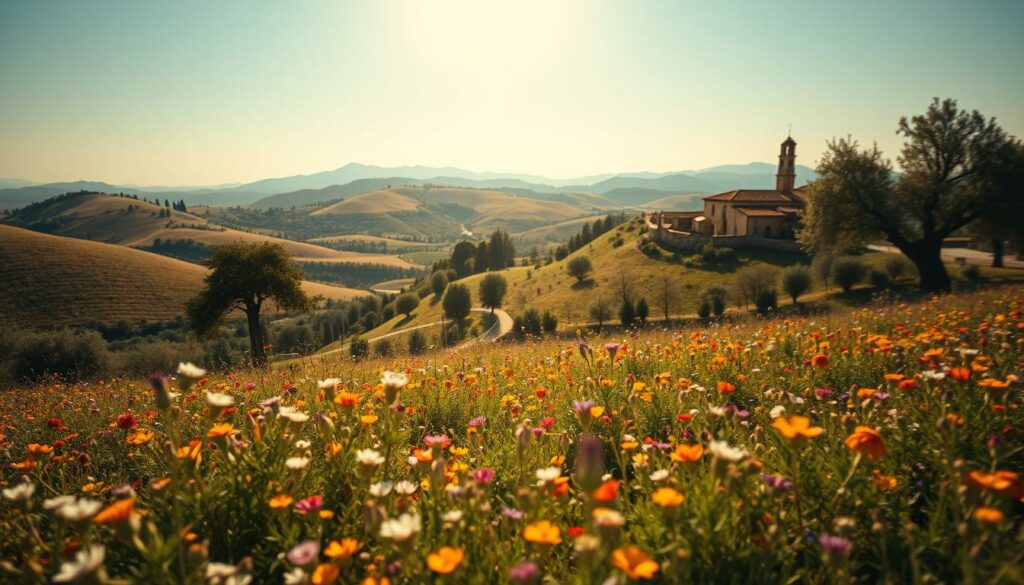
(349, 337, 369, 360)
(395, 292, 420, 317)
(832, 257, 867, 293)
(781, 265, 812, 304)
(408, 330, 427, 355)
(9, 329, 112, 382)
(373, 338, 392, 357)
(733, 265, 777, 307)
(960, 264, 981, 282)
(619, 298, 635, 327)
(513, 308, 543, 340)
(884, 256, 913, 283)
(697, 300, 712, 319)
(541, 310, 558, 334)
(361, 312, 380, 330)
(755, 288, 778, 315)
(703, 285, 728, 317)
(635, 298, 649, 324)
(567, 256, 593, 283)
(442, 283, 472, 320)
(381, 304, 396, 322)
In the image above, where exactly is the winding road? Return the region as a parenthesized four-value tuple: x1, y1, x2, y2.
(316, 307, 513, 357)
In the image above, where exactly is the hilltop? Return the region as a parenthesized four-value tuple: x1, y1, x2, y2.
(310, 186, 593, 234)
(2, 192, 416, 269)
(0, 225, 367, 328)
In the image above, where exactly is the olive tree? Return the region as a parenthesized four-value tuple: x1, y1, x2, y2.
(799, 98, 1020, 292)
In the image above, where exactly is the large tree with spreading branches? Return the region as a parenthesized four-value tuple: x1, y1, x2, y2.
(799, 98, 1021, 291)
(187, 242, 314, 366)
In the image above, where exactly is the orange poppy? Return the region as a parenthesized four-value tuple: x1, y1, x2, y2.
(592, 479, 621, 503)
(811, 353, 829, 368)
(671, 444, 704, 464)
(324, 538, 362, 560)
(844, 426, 885, 460)
(524, 520, 562, 545)
(611, 546, 659, 580)
(426, 547, 464, 574)
(949, 367, 971, 382)
(94, 499, 135, 525)
(717, 381, 736, 394)
(651, 487, 684, 508)
(772, 416, 824, 442)
(311, 563, 340, 585)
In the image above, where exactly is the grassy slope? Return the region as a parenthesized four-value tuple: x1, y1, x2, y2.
(3, 193, 415, 268)
(0, 225, 367, 328)
(308, 235, 443, 249)
(310, 186, 589, 232)
(512, 214, 605, 246)
(350, 217, 1024, 344)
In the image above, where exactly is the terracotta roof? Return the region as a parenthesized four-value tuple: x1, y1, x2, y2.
(776, 206, 802, 214)
(703, 189, 798, 203)
(659, 211, 702, 218)
(736, 207, 786, 217)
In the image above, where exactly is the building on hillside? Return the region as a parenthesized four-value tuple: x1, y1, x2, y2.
(647, 137, 809, 251)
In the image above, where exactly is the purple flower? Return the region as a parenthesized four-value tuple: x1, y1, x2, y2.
(149, 373, 170, 393)
(818, 534, 853, 562)
(761, 473, 794, 494)
(572, 400, 597, 415)
(287, 540, 320, 566)
(604, 343, 620, 355)
(502, 507, 524, 520)
(472, 468, 496, 484)
(815, 388, 833, 399)
(873, 392, 890, 401)
(509, 560, 540, 583)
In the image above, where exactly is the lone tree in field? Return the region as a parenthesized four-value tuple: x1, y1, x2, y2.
(395, 292, 419, 318)
(478, 273, 507, 314)
(430, 270, 449, 296)
(781, 265, 812, 305)
(187, 242, 314, 366)
(799, 98, 1022, 292)
(589, 297, 613, 328)
(567, 255, 593, 283)
(442, 283, 472, 321)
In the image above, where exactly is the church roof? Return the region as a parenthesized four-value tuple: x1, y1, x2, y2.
(703, 189, 800, 203)
(736, 207, 786, 217)
(782, 136, 796, 146)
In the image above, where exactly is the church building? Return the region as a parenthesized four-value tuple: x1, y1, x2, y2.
(652, 137, 809, 241)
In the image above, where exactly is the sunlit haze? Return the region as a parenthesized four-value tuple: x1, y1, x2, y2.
(1, 0, 1022, 185)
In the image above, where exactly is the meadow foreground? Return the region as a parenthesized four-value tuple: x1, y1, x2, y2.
(2, 288, 1023, 584)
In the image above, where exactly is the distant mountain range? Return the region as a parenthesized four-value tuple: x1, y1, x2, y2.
(0, 161, 816, 211)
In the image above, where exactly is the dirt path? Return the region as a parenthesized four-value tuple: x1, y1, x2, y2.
(315, 307, 513, 357)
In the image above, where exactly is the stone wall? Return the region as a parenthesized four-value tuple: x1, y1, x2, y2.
(647, 217, 802, 253)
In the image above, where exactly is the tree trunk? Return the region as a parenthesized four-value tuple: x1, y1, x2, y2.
(246, 307, 267, 367)
(910, 241, 951, 293)
(991, 237, 1005, 268)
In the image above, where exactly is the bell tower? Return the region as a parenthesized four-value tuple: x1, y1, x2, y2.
(776, 136, 796, 194)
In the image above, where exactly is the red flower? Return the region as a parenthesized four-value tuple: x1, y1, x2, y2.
(811, 354, 829, 368)
(47, 418, 64, 429)
(677, 413, 693, 423)
(116, 412, 138, 430)
(567, 526, 585, 538)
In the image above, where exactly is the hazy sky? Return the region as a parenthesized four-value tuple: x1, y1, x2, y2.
(1, 0, 1022, 186)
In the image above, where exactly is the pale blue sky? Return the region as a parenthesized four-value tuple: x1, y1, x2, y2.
(1, 0, 1021, 185)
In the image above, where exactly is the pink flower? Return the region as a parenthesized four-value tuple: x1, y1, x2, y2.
(294, 495, 323, 515)
(472, 468, 496, 484)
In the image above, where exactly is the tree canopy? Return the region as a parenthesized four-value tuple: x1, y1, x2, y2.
(186, 242, 313, 365)
(799, 98, 1021, 291)
(478, 273, 507, 314)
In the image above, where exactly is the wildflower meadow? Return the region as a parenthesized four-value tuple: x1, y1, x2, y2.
(2, 287, 1023, 584)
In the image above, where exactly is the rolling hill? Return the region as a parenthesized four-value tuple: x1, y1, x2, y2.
(311, 186, 591, 233)
(512, 215, 606, 247)
(2, 192, 417, 269)
(0, 225, 368, 328)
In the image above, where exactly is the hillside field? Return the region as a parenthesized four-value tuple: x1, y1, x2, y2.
(2, 193, 415, 268)
(0, 225, 367, 328)
(0, 286, 1021, 582)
